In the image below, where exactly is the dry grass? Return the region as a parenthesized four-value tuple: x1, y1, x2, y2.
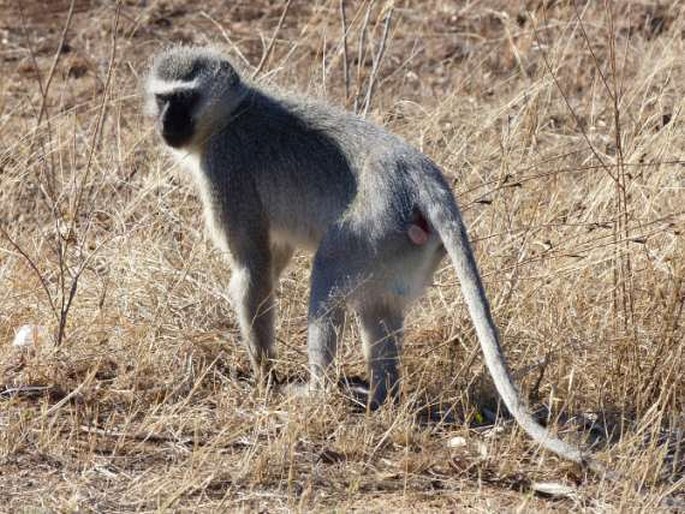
(1, 0, 683, 511)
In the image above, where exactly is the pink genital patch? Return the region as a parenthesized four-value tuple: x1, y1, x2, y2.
(408, 224, 429, 245)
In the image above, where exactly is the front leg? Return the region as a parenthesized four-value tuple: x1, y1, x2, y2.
(229, 262, 275, 382)
(204, 172, 279, 384)
(224, 225, 277, 383)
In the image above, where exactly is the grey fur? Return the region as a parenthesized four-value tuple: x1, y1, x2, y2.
(144, 46, 605, 473)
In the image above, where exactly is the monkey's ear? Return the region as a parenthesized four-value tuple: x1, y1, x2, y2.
(218, 60, 241, 84)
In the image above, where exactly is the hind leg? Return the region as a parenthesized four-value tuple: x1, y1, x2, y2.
(307, 238, 349, 389)
(358, 303, 404, 409)
(271, 242, 293, 283)
(356, 235, 444, 407)
(307, 219, 443, 403)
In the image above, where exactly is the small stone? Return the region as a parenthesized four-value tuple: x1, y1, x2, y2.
(447, 436, 467, 448)
(12, 325, 49, 348)
(531, 481, 577, 498)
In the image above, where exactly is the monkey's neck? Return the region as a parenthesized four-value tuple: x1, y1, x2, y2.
(212, 86, 254, 136)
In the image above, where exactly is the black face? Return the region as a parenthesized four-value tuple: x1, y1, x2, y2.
(155, 90, 200, 148)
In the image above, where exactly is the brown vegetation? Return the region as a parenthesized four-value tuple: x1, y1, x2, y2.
(0, 0, 683, 511)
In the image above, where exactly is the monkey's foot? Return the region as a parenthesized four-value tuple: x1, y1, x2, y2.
(280, 377, 373, 410)
(280, 380, 328, 402)
(337, 376, 373, 410)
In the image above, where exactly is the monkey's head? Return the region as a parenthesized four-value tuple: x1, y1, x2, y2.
(145, 46, 247, 149)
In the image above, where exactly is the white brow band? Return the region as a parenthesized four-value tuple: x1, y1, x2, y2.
(149, 78, 199, 94)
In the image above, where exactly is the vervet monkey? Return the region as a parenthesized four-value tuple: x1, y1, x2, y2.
(144, 46, 603, 472)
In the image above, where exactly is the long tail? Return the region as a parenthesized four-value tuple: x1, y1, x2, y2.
(417, 173, 604, 471)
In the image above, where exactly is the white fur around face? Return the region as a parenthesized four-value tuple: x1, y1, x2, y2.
(144, 78, 201, 118)
(169, 148, 230, 253)
(169, 148, 202, 177)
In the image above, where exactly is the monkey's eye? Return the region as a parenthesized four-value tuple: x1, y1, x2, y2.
(177, 90, 200, 109)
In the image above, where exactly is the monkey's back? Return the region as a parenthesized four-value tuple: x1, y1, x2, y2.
(207, 88, 432, 249)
